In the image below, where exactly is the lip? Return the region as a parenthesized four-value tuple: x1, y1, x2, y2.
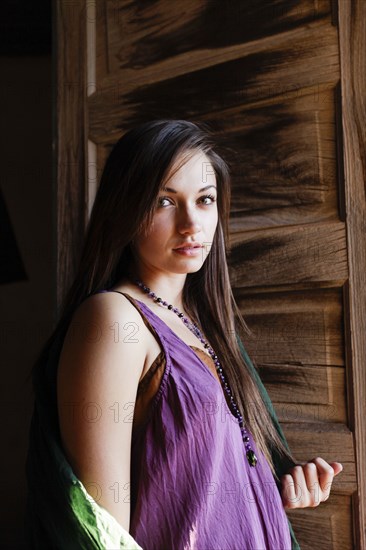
(173, 243, 203, 250)
(173, 247, 202, 256)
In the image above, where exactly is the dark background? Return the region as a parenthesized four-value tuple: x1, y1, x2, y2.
(0, 1, 52, 547)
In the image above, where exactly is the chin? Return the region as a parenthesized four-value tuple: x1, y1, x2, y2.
(180, 264, 203, 274)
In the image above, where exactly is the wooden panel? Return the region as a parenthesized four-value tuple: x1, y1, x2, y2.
(237, 288, 347, 424)
(229, 222, 348, 288)
(237, 288, 344, 366)
(94, 1, 108, 82)
(213, 86, 341, 231)
(88, 17, 339, 141)
(273, 395, 346, 425)
(287, 494, 354, 550)
(102, 0, 332, 74)
(266, 365, 344, 405)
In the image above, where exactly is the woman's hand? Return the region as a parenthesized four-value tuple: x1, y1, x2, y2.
(280, 457, 343, 509)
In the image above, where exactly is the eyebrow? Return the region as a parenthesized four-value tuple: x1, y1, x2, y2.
(161, 185, 217, 193)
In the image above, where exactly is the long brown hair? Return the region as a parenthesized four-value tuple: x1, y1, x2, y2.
(30, 119, 297, 479)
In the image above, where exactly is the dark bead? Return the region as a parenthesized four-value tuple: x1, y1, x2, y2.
(178, 313, 184, 317)
(168, 305, 173, 309)
(157, 297, 162, 303)
(246, 450, 258, 467)
(244, 436, 249, 442)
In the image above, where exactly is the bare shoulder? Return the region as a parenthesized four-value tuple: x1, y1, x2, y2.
(72, 289, 144, 326)
(66, 290, 149, 359)
(57, 291, 150, 402)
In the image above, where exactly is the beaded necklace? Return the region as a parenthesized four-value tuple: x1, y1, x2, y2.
(131, 278, 258, 468)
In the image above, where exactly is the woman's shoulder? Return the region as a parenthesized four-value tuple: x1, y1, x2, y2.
(63, 287, 151, 363)
(57, 288, 150, 409)
(75, 282, 141, 322)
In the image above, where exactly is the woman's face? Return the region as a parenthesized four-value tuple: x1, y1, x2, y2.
(132, 150, 218, 277)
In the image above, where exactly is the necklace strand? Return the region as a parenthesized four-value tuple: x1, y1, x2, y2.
(131, 278, 258, 468)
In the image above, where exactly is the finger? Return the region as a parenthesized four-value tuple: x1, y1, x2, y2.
(312, 458, 343, 474)
(303, 461, 322, 505)
(281, 474, 298, 508)
(330, 462, 343, 476)
(288, 465, 308, 506)
(303, 461, 318, 487)
(311, 457, 335, 494)
(320, 462, 343, 502)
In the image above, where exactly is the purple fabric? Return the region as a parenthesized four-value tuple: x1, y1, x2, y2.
(102, 291, 292, 549)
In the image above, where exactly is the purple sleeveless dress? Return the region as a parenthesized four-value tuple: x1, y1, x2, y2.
(100, 290, 292, 550)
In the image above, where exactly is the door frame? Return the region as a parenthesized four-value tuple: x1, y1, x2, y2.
(337, 2, 366, 548)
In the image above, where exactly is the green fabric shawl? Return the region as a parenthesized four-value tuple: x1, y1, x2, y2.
(25, 327, 300, 549)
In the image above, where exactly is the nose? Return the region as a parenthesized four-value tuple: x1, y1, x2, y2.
(177, 206, 202, 235)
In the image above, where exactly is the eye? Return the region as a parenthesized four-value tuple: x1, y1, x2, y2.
(157, 197, 173, 207)
(199, 194, 216, 205)
(157, 194, 217, 208)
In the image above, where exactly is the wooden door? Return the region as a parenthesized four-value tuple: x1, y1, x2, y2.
(56, 1, 366, 548)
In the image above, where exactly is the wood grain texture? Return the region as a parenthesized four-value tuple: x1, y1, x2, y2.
(237, 287, 347, 424)
(272, 395, 346, 425)
(104, 0, 331, 72)
(262, 364, 344, 404)
(228, 221, 348, 288)
(338, 0, 366, 547)
(88, 16, 338, 141)
(287, 494, 354, 550)
(213, 87, 340, 231)
(56, 1, 87, 312)
(238, 287, 344, 366)
(94, 0, 108, 82)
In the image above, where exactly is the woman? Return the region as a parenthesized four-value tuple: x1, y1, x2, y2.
(26, 119, 342, 549)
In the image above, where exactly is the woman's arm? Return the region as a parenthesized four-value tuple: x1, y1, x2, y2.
(57, 292, 147, 533)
